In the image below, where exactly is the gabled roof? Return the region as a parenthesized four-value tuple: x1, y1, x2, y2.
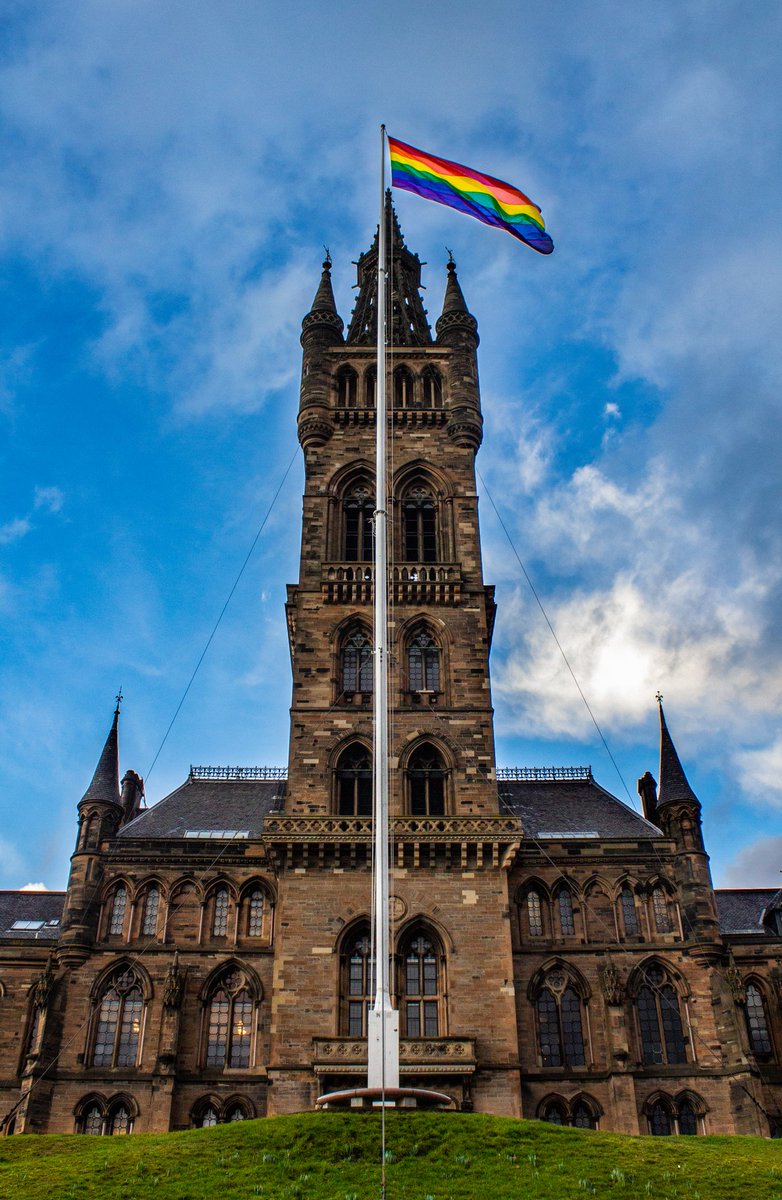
(715, 889, 779, 935)
(499, 775, 663, 840)
(117, 775, 285, 840)
(0, 891, 65, 941)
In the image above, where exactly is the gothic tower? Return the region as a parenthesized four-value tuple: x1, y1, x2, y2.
(265, 202, 522, 1114)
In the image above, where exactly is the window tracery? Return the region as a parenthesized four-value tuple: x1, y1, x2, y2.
(619, 885, 639, 937)
(204, 967, 255, 1069)
(407, 744, 447, 816)
(636, 965, 687, 1065)
(141, 886, 160, 937)
(108, 885, 127, 936)
(341, 627, 373, 695)
(745, 982, 773, 1058)
(92, 967, 144, 1068)
(557, 889, 575, 937)
(407, 630, 440, 694)
(343, 484, 374, 562)
(335, 744, 372, 816)
(212, 887, 230, 938)
(652, 886, 673, 934)
(340, 924, 375, 1037)
(535, 969, 586, 1068)
(401, 931, 443, 1038)
(402, 485, 437, 562)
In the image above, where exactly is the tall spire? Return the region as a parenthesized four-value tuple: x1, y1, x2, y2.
(346, 192, 432, 346)
(79, 704, 121, 806)
(656, 694, 699, 808)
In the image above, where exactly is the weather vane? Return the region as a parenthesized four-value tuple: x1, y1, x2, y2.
(655, 691, 663, 705)
(115, 686, 124, 716)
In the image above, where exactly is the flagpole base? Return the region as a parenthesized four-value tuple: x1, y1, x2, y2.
(315, 1086, 456, 1111)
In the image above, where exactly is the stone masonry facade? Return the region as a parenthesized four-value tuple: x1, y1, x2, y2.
(1, 206, 781, 1137)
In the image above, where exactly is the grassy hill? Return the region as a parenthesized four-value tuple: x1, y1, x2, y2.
(0, 1110, 780, 1200)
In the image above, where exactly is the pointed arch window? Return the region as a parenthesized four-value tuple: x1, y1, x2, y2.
(572, 1100, 597, 1129)
(402, 486, 437, 563)
(141, 887, 160, 937)
(526, 890, 544, 938)
(108, 885, 127, 936)
(677, 1098, 699, 1135)
(745, 982, 773, 1058)
(342, 628, 373, 695)
(199, 1105, 219, 1128)
(408, 631, 440, 694)
(542, 1100, 565, 1124)
(336, 744, 372, 816)
(108, 1104, 132, 1135)
(636, 965, 687, 1065)
(247, 890, 265, 938)
(205, 967, 254, 1069)
(536, 971, 586, 1067)
(407, 744, 447, 816)
(336, 365, 358, 408)
(81, 1103, 104, 1135)
(92, 967, 144, 1068)
(619, 885, 639, 937)
(394, 365, 414, 409)
(340, 925, 375, 1037)
(557, 889, 575, 937)
(649, 1099, 672, 1136)
(401, 932, 443, 1038)
(421, 367, 442, 408)
(343, 485, 374, 562)
(212, 887, 230, 938)
(652, 886, 673, 934)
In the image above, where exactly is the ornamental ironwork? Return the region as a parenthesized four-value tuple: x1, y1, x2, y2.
(190, 766, 288, 780)
(496, 766, 592, 781)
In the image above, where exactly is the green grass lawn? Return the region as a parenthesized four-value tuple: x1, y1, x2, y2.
(0, 1111, 779, 1200)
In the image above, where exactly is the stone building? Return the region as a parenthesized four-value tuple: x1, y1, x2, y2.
(1, 204, 781, 1137)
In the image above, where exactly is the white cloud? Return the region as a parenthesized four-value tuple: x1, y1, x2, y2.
(20, 882, 49, 892)
(0, 517, 32, 544)
(34, 486, 64, 514)
(734, 738, 782, 809)
(722, 836, 782, 890)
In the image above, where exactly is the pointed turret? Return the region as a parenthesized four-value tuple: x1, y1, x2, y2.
(79, 705, 120, 807)
(59, 701, 128, 965)
(435, 254, 479, 345)
(300, 253, 344, 347)
(433, 254, 483, 451)
(656, 696, 700, 810)
(346, 193, 432, 346)
(298, 254, 343, 451)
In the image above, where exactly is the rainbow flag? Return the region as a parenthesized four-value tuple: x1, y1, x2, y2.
(388, 136, 553, 255)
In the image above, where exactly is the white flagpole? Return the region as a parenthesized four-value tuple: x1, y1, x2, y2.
(368, 123, 399, 1095)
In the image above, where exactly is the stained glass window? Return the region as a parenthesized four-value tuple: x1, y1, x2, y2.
(620, 886, 639, 936)
(109, 886, 127, 936)
(212, 888, 229, 937)
(557, 889, 575, 936)
(205, 969, 254, 1069)
(746, 983, 772, 1057)
(93, 967, 143, 1068)
(248, 890, 265, 938)
(652, 887, 673, 934)
(142, 887, 159, 937)
(527, 891, 543, 937)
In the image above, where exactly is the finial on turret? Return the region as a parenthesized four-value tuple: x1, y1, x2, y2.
(446, 247, 455, 266)
(655, 690, 663, 706)
(114, 686, 123, 718)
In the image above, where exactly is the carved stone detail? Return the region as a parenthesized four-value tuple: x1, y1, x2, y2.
(599, 962, 624, 1006)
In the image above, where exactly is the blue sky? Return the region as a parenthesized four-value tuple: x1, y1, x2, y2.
(1, 0, 781, 892)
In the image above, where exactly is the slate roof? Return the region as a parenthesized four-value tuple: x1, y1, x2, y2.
(0, 891, 66, 941)
(499, 777, 663, 840)
(714, 889, 778, 935)
(117, 776, 285, 840)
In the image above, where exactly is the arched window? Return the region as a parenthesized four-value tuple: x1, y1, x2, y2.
(421, 367, 442, 408)
(677, 1098, 699, 1135)
(636, 965, 687, 1065)
(526, 890, 544, 938)
(198, 1105, 219, 1128)
(141, 887, 160, 937)
(108, 885, 127, 936)
(649, 1099, 672, 1136)
(542, 1100, 566, 1125)
(204, 967, 255, 1069)
(402, 486, 437, 562)
(536, 972, 586, 1067)
(408, 630, 440, 694)
(619, 885, 639, 937)
(212, 887, 230, 938)
(745, 982, 773, 1058)
(226, 1103, 248, 1122)
(557, 889, 575, 937)
(108, 1103, 132, 1135)
(341, 627, 373, 695)
(401, 931, 443, 1038)
(340, 924, 374, 1036)
(407, 744, 447, 816)
(364, 368, 376, 408)
(343, 484, 374, 562)
(572, 1100, 597, 1129)
(336, 366, 358, 408)
(652, 886, 673, 934)
(92, 967, 144, 1068)
(336, 744, 372, 816)
(80, 1102, 104, 1135)
(248, 890, 265, 938)
(394, 365, 414, 408)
